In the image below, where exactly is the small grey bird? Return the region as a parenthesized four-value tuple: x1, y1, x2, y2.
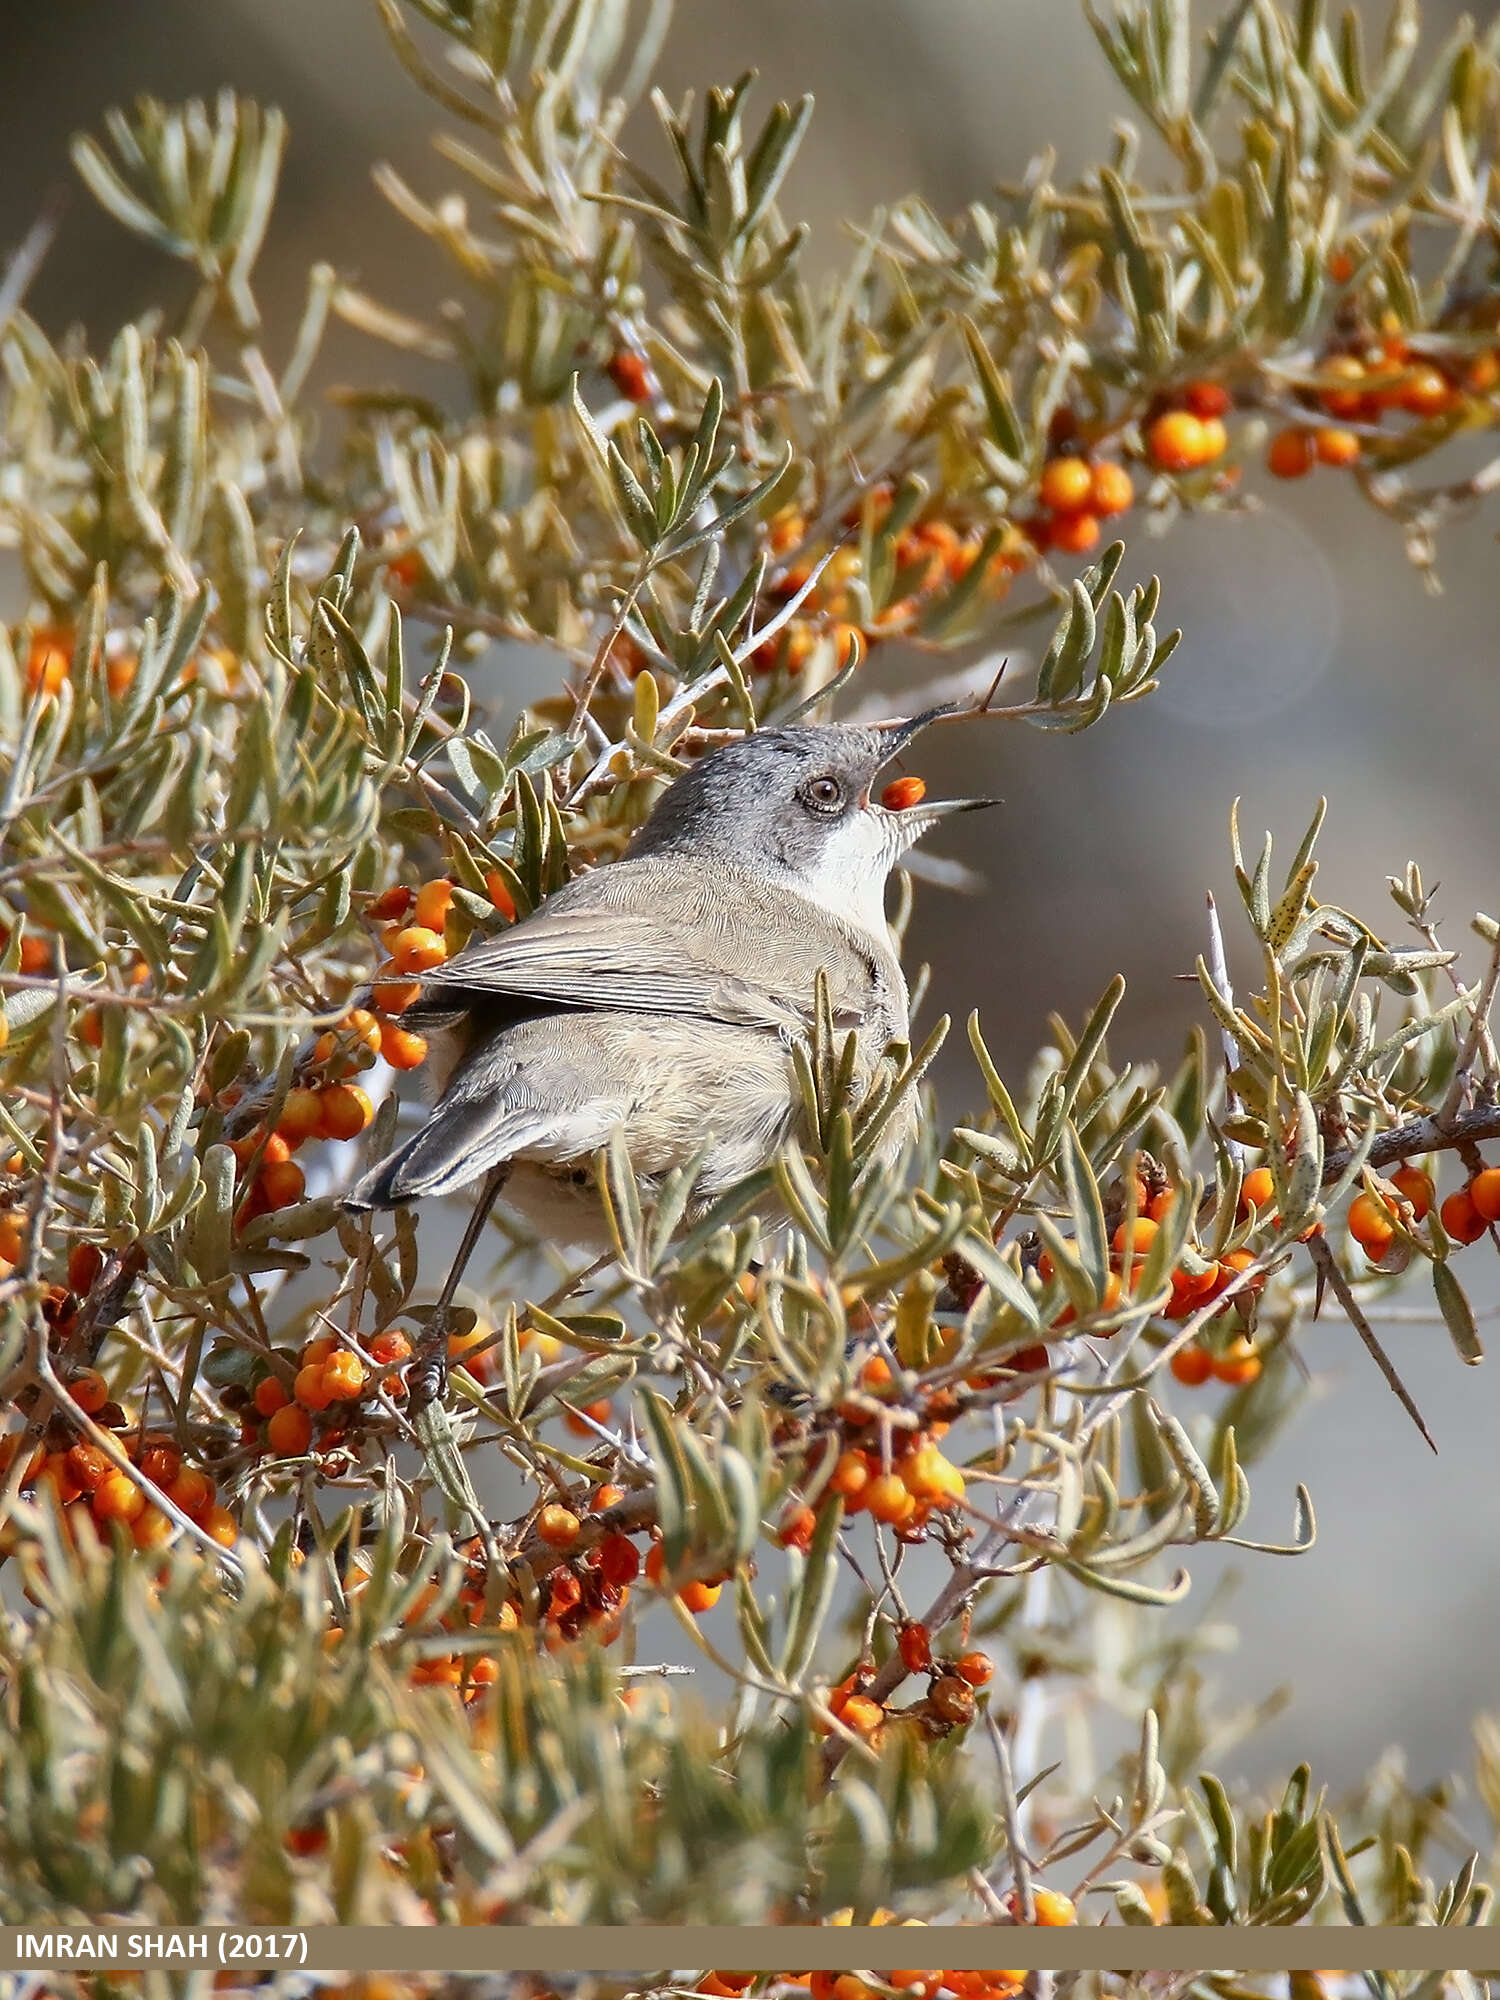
(345, 707, 994, 1264)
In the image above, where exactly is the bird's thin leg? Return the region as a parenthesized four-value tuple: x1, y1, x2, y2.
(435, 1164, 510, 1319)
(410, 1165, 509, 1416)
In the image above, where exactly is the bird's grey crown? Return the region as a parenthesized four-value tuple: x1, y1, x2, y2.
(626, 721, 893, 876)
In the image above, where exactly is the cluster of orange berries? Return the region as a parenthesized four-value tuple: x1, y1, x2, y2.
(1030, 452, 1135, 556)
(822, 1636, 995, 1747)
(366, 871, 515, 1001)
(1031, 1166, 1268, 1390)
(1346, 1160, 1500, 1259)
(1142, 383, 1233, 475)
(229, 1084, 375, 1227)
(1266, 323, 1495, 481)
(3, 1399, 236, 1556)
(393, 1484, 664, 1687)
(20, 624, 235, 704)
(754, 500, 1025, 676)
(778, 1383, 969, 1555)
(239, 1330, 396, 1462)
(227, 871, 517, 1231)
(0, 918, 53, 980)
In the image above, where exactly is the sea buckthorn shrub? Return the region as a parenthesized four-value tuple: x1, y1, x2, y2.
(3, 0, 1500, 1945)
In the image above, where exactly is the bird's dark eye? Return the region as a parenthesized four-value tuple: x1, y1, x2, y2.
(801, 774, 846, 815)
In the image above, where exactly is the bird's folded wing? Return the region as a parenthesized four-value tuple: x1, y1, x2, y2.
(415, 905, 811, 1032)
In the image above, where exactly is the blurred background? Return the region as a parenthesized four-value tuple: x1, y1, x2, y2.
(6, 0, 1499, 1825)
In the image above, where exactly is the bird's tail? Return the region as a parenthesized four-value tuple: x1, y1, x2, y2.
(345, 1094, 518, 1210)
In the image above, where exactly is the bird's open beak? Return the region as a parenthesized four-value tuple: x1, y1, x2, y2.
(873, 704, 1001, 819)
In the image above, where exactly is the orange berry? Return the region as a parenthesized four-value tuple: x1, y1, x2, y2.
(866, 1473, 916, 1524)
(36, 1453, 82, 1506)
(276, 1088, 324, 1145)
(391, 925, 447, 974)
(928, 1673, 976, 1726)
(301, 1334, 336, 1366)
(253, 1375, 291, 1417)
(78, 1005, 104, 1048)
(1390, 1165, 1435, 1221)
(881, 775, 927, 812)
(1090, 460, 1134, 516)
(1468, 1168, 1500, 1224)
(368, 884, 413, 923)
(1182, 381, 1231, 419)
(1214, 1247, 1265, 1296)
(1049, 509, 1100, 554)
(322, 1351, 366, 1402)
(201, 1504, 238, 1547)
(1319, 354, 1369, 418)
(1111, 1215, 1160, 1259)
(1314, 426, 1361, 468)
(92, 1471, 146, 1524)
(1039, 456, 1094, 513)
(379, 1022, 428, 1070)
(372, 977, 423, 1016)
(342, 1008, 382, 1057)
(259, 1159, 306, 1211)
(900, 1443, 965, 1506)
(1212, 1336, 1261, 1387)
(166, 1467, 214, 1519)
(132, 1504, 173, 1550)
(897, 1621, 932, 1674)
(1400, 363, 1456, 417)
(1239, 1166, 1276, 1214)
(1196, 415, 1228, 460)
(0, 1210, 24, 1264)
(955, 1649, 994, 1687)
(319, 1084, 374, 1140)
(1170, 1342, 1214, 1387)
(1347, 1191, 1395, 1257)
(678, 1578, 722, 1614)
(369, 1329, 413, 1367)
(1466, 351, 1500, 395)
(779, 1503, 818, 1553)
(1009, 1887, 1077, 1926)
(267, 1404, 314, 1455)
(136, 1441, 181, 1485)
(294, 1363, 334, 1412)
(1057, 1270, 1124, 1325)
(607, 349, 653, 402)
(1267, 427, 1316, 479)
(859, 1353, 893, 1391)
(1146, 409, 1207, 471)
(838, 1695, 884, 1736)
(598, 1533, 640, 1588)
(484, 872, 517, 921)
(24, 627, 71, 699)
(537, 1503, 581, 1549)
(65, 1442, 112, 1492)
(829, 1449, 872, 1503)
(413, 879, 454, 933)
(105, 653, 138, 698)
(67, 1240, 105, 1304)
(65, 1369, 109, 1415)
(1440, 1187, 1486, 1243)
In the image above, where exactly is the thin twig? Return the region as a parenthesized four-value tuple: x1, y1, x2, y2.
(1306, 1230, 1436, 1453)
